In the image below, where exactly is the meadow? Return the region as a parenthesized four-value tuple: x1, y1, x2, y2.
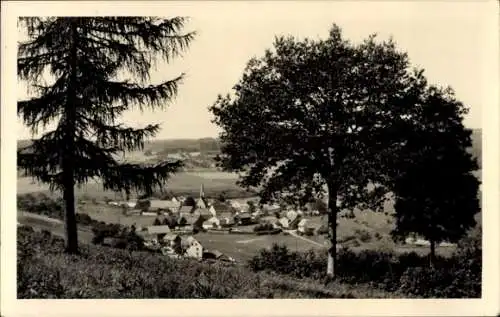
(17, 170, 247, 199)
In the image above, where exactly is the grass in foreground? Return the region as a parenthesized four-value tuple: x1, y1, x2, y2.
(17, 226, 403, 299)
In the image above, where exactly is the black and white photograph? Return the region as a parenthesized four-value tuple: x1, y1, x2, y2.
(1, 0, 499, 316)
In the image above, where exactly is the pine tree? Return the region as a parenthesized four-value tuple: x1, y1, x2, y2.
(17, 17, 195, 254)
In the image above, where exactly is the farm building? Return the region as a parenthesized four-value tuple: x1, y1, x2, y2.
(259, 216, 279, 226)
(202, 216, 221, 230)
(178, 212, 204, 229)
(198, 208, 213, 220)
(148, 199, 181, 211)
(235, 212, 252, 225)
(182, 236, 203, 259)
(135, 199, 151, 211)
(297, 219, 315, 235)
(229, 200, 242, 210)
(285, 211, 301, 229)
(163, 234, 182, 252)
(218, 212, 236, 227)
(140, 225, 171, 241)
(278, 217, 290, 228)
(178, 205, 195, 214)
(210, 201, 234, 215)
(262, 203, 281, 213)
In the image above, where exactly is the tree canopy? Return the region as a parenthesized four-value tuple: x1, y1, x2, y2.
(210, 24, 427, 277)
(18, 17, 195, 252)
(390, 84, 480, 263)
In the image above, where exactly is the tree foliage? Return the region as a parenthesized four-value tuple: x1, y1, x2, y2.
(390, 84, 480, 262)
(18, 17, 195, 252)
(18, 17, 195, 194)
(210, 24, 427, 277)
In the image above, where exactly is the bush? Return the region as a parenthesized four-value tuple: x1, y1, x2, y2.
(398, 235, 482, 298)
(18, 227, 394, 299)
(253, 223, 274, 232)
(75, 213, 93, 226)
(247, 237, 482, 297)
(354, 229, 372, 243)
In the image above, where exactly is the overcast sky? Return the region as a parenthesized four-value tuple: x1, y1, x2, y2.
(16, 1, 490, 140)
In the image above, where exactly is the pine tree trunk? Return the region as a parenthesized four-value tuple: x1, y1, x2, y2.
(63, 19, 79, 254)
(429, 239, 436, 268)
(326, 180, 339, 279)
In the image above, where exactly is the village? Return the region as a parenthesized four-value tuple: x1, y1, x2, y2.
(106, 185, 326, 263)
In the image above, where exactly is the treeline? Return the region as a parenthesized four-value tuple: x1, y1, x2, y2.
(18, 129, 481, 162)
(143, 137, 221, 154)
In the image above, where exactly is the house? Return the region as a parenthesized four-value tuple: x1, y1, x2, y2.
(178, 212, 204, 229)
(210, 201, 233, 215)
(262, 203, 281, 213)
(149, 199, 181, 212)
(209, 205, 217, 217)
(235, 212, 252, 225)
(162, 214, 179, 228)
(219, 212, 236, 227)
(142, 225, 171, 241)
(118, 201, 136, 209)
(229, 201, 241, 210)
(297, 219, 315, 235)
(285, 210, 301, 229)
(178, 205, 195, 214)
(198, 208, 213, 221)
(259, 216, 279, 225)
(182, 236, 203, 259)
(202, 216, 221, 230)
(163, 234, 182, 253)
(278, 217, 290, 228)
(135, 199, 151, 211)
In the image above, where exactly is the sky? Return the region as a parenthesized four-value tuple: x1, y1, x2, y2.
(16, 1, 491, 140)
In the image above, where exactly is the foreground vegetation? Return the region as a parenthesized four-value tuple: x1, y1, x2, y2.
(17, 225, 480, 298)
(18, 226, 402, 299)
(17, 188, 481, 298)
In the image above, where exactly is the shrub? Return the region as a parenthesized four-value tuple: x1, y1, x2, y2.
(354, 229, 372, 243)
(247, 240, 481, 297)
(253, 223, 274, 232)
(18, 227, 394, 299)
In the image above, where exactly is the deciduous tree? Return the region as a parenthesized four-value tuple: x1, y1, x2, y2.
(390, 85, 480, 266)
(17, 17, 195, 253)
(210, 24, 429, 278)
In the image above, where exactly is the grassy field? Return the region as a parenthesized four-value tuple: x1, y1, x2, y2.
(17, 170, 242, 199)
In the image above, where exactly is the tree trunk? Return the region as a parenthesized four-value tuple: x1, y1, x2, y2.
(326, 180, 339, 279)
(429, 239, 436, 268)
(63, 19, 79, 254)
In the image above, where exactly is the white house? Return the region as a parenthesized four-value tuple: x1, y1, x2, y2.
(278, 217, 290, 229)
(298, 219, 314, 235)
(182, 236, 203, 259)
(209, 205, 217, 217)
(202, 216, 221, 230)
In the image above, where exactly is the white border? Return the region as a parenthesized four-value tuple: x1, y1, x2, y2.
(2, 1, 499, 317)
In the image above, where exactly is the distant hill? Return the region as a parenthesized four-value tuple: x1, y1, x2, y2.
(16, 128, 482, 165)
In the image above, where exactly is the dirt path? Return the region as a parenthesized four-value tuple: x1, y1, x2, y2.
(288, 230, 325, 247)
(17, 210, 94, 243)
(236, 237, 267, 244)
